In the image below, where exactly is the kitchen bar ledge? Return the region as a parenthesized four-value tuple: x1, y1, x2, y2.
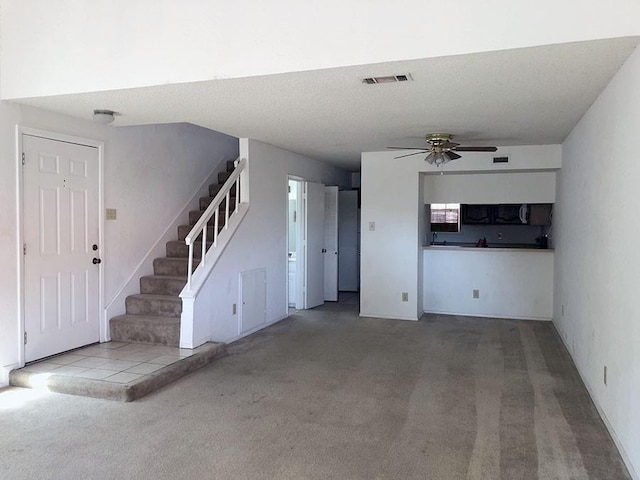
(423, 245, 553, 252)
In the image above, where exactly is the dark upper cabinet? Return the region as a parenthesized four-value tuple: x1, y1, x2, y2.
(461, 204, 492, 224)
(461, 204, 541, 225)
(493, 204, 523, 224)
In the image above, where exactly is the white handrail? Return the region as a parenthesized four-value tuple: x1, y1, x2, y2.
(185, 157, 246, 288)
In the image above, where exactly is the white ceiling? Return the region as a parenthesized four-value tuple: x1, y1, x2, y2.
(12, 37, 639, 171)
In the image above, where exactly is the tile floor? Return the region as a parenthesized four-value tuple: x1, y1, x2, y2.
(22, 342, 206, 385)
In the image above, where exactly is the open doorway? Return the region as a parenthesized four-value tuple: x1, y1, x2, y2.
(287, 178, 305, 309)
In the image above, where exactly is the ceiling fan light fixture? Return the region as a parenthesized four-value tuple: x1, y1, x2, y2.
(425, 152, 436, 164)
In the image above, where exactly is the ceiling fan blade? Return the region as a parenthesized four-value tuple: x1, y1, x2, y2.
(453, 146, 498, 152)
(444, 151, 461, 161)
(387, 146, 428, 150)
(394, 151, 430, 159)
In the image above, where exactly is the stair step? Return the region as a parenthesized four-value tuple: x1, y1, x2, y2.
(199, 195, 237, 211)
(126, 294, 182, 317)
(209, 183, 237, 198)
(218, 171, 232, 184)
(110, 314, 180, 347)
(166, 240, 212, 258)
(226, 160, 236, 172)
(153, 257, 198, 276)
(140, 275, 187, 296)
(178, 224, 223, 241)
(189, 209, 231, 226)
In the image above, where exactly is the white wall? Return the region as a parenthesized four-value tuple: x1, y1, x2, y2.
(360, 146, 561, 321)
(0, 96, 238, 384)
(2, 1, 640, 98)
(554, 46, 640, 478)
(191, 139, 350, 344)
(424, 171, 556, 204)
(423, 249, 553, 320)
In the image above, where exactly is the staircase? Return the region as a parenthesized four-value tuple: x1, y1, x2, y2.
(109, 160, 238, 347)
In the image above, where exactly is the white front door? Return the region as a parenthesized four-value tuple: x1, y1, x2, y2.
(324, 186, 339, 301)
(304, 181, 325, 309)
(23, 134, 101, 362)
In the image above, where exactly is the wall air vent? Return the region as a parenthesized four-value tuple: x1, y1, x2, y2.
(362, 73, 413, 85)
(493, 156, 509, 164)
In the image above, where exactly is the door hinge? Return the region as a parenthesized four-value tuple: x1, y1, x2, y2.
(22, 152, 25, 165)
(24, 331, 27, 345)
(23, 243, 27, 255)
(288, 185, 291, 193)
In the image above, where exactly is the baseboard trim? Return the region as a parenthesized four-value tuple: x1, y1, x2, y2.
(423, 310, 552, 322)
(359, 312, 419, 321)
(1, 364, 20, 387)
(552, 323, 638, 480)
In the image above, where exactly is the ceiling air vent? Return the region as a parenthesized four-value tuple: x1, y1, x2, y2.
(493, 156, 509, 164)
(362, 73, 413, 85)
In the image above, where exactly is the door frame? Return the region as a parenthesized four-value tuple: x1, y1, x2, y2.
(15, 126, 105, 367)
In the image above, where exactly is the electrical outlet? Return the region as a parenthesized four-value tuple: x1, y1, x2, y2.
(106, 208, 117, 220)
(401, 292, 408, 302)
(369, 221, 376, 231)
(604, 365, 607, 385)
(232, 303, 237, 315)
(473, 289, 480, 299)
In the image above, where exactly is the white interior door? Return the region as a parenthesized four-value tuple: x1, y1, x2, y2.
(23, 135, 100, 362)
(304, 181, 325, 309)
(338, 190, 359, 291)
(324, 186, 339, 301)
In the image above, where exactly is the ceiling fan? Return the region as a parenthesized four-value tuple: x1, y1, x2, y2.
(388, 133, 497, 166)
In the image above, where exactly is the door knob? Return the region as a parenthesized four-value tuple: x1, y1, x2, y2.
(92, 258, 102, 265)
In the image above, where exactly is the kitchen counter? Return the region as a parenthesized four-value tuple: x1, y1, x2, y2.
(423, 246, 554, 320)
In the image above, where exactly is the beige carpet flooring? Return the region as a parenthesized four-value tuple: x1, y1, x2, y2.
(0, 300, 631, 479)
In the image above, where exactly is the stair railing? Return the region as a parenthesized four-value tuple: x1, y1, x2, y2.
(185, 157, 246, 288)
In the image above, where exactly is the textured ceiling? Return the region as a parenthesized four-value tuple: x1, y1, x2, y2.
(13, 37, 639, 171)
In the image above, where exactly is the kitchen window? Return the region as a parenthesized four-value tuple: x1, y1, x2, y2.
(430, 203, 460, 233)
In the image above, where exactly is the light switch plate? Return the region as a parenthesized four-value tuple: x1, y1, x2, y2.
(106, 208, 117, 220)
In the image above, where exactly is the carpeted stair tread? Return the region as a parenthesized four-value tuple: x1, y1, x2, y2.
(218, 171, 232, 184)
(177, 224, 215, 241)
(140, 275, 188, 296)
(199, 195, 237, 210)
(189, 210, 231, 225)
(166, 239, 213, 258)
(110, 314, 180, 347)
(153, 257, 198, 276)
(126, 294, 182, 317)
